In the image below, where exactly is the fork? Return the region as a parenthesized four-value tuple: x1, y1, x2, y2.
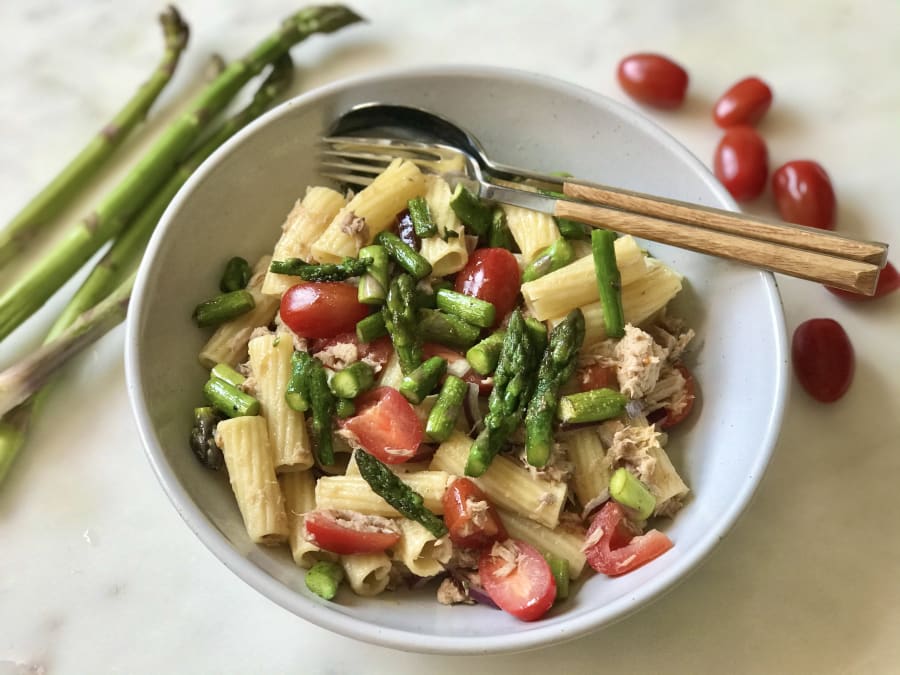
(320, 135, 888, 295)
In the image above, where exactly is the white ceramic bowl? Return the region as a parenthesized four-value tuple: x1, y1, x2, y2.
(125, 66, 787, 654)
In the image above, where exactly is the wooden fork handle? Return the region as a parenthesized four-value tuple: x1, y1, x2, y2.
(563, 181, 888, 267)
(554, 199, 881, 295)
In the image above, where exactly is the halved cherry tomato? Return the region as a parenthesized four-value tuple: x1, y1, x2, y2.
(304, 509, 400, 555)
(576, 363, 618, 392)
(792, 318, 854, 403)
(772, 160, 837, 230)
(310, 333, 394, 370)
(616, 53, 689, 109)
(338, 387, 424, 463)
(479, 540, 556, 621)
(423, 343, 492, 394)
(584, 501, 674, 577)
(827, 261, 900, 301)
(280, 283, 370, 339)
(713, 126, 768, 202)
(455, 248, 521, 328)
(442, 478, 508, 549)
(713, 76, 773, 128)
(659, 365, 696, 429)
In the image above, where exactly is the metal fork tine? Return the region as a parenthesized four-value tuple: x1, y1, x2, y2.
(320, 170, 374, 188)
(320, 158, 386, 176)
(322, 136, 457, 162)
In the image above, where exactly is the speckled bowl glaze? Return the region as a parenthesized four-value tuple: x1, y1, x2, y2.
(125, 66, 787, 654)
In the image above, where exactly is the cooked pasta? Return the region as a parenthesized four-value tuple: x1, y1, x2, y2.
(340, 553, 392, 596)
(280, 470, 336, 568)
(393, 519, 452, 577)
(418, 176, 468, 276)
(502, 204, 560, 262)
(315, 472, 450, 517)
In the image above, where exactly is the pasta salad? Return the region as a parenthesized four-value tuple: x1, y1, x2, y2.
(189, 158, 697, 621)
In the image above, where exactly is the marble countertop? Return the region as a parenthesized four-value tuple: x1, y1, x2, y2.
(1, 1, 898, 673)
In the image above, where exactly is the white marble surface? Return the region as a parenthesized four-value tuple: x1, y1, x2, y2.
(1, 1, 898, 673)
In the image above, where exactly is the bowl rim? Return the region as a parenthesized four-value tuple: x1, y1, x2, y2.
(124, 63, 788, 655)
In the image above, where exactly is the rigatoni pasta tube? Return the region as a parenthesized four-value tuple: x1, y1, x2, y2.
(261, 186, 347, 296)
(311, 159, 427, 262)
(216, 415, 288, 545)
(279, 470, 335, 568)
(199, 256, 279, 368)
(418, 176, 468, 276)
(248, 334, 314, 472)
(563, 427, 612, 510)
(502, 204, 560, 262)
(496, 508, 587, 579)
(340, 552, 392, 596)
(393, 519, 452, 577)
(522, 235, 647, 321)
(315, 472, 450, 517)
(428, 431, 567, 529)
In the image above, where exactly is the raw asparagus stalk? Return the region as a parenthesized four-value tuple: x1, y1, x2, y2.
(203, 377, 260, 417)
(269, 256, 371, 281)
(355, 449, 448, 538)
(466, 330, 505, 375)
(488, 207, 516, 250)
(220, 256, 252, 292)
(330, 361, 375, 399)
(425, 374, 467, 442)
(0, 55, 295, 484)
(190, 406, 225, 470)
(407, 196, 437, 238)
(399, 356, 447, 404)
(356, 312, 387, 343)
(382, 274, 423, 374)
(357, 245, 389, 304)
(0, 272, 136, 417)
(524, 309, 585, 467)
(418, 308, 481, 351)
(307, 358, 336, 465)
(0, 7, 191, 270)
(557, 387, 628, 424)
(285, 350, 313, 412)
(46, 53, 295, 336)
(374, 231, 432, 279)
(465, 310, 540, 477)
(0, 5, 362, 342)
(591, 228, 625, 338)
(449, 184, 492, 237)
(435, 288, 495, 328)
(522, 238, 576, 283)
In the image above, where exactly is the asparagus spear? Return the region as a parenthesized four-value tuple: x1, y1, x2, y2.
(557, 388, 628, 424)
(466, 330, 505, 375)
(399, 356, 447, 404)
(330, 361, 376, 399)
(0, 7, 191, 270)
(307, 358, 336, 466)
(407, 196, 437, 238)
(524, 309, 585, 467)
(269, 256, 371, 281)
(522, 238, 576, 283)
(355, 449, 448, 538)
(425, 374, 467, 442)
(465, 310, 540, 477)
(220, 256, 252, 292)
(0, 5, 362, 342)
(0, 53, 296, 484)
(591, 228, 625, 339)
(193, 290, 256, 327)
(285, 350, 313, 412)
(189, 407, 225, 470)
(356, 312, 387, 343)
(382, 274, 422, 374)
(357, 245, 389, 304)
(435, 289, 495, 328)
(374, 231, 432, 279)
(418, 308, 481, 351)
(204, 377, 260, 417)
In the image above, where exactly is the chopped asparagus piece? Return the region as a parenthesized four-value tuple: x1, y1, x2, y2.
(189, 406, 224, 470)
(418, 309, 482, 351)
(609, 467, 656, 519)
(557, 388, 628, 424)
(307, 359, 336, 466)
(285, 351, 312, 412)
(375, 231, 432, 279)
(330, 361, 375, 399)
(357, 245, 389, 305)
(305, 560, 344, 600)
(488, 207, 516, 250)
(522, 238, 576, 283)
(269, 256, 370, 281)
(449, 184, 492, 237)
(408, 196, 437, 238)
(203, 377, 259, 417)
(545, 553, 570, 601)
(399, 356, 447, 404)
(382, 274, 423, 374)
(425, 375, 467, 442)
(335, 398, 356, 418)
(435, 289, 495, 329)
(356, 312, 387, 343)
(591, 228, 625, 338)
(466, 330, 505, 375)
(219, 256, 252, 292)
(192, 290, 255, 327)
(211, 362, 245, 388)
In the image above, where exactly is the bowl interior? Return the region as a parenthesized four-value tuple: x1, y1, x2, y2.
(126, 66, 786, 654)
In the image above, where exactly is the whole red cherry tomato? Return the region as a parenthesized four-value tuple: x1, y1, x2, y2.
(280, 283, 370, 339)
(713, 126, 768, 202)
(713, 76, 773, 128)
(827, 261, 900, 301)
(772, 160, 837, 230)
(791, 318, 854, 403)
(616, 53, 689, 109)
(455, 248, 521, 327)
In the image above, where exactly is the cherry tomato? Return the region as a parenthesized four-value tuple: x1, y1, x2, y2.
(616, 53, 689, 109)
(576, 363, 619, 392)
(713, 126, 768, 202)
(454, 248, 521, 327)
(713, 76, 773, 128)
(771, 160, 837, 230)
(423, 343, 492, 394)
(310, 333, 394, 370)
(791, 318, 854, 403)
(280, 283, 370, 339)
(827, 261, 900, 301)
(442, 478, 508, 549)
(338, 387, 424, 463)
(659, 365, 696, 429)
(304, 509, 400, 554)
(584, 501, 673, 577)
(479, 540, 556, 621)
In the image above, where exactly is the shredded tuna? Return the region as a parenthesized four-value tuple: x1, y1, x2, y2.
(615, 324, 668, 399)
(437, 577, 473, 605)
(514, 440, 574, 483)
(606, 424, 660, 485)
(582, 525, 605, 551)
(489, 541, 519, 578)
(466, 497, 490, 529)
(338, 211, 369, 247)
(314, 341, 359, 370)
